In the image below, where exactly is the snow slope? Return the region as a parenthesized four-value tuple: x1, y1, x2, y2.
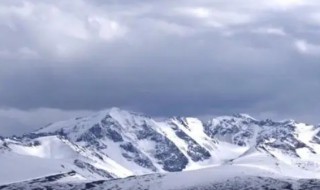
(0, 108, 320, 189)
(1, 164, 320, 190)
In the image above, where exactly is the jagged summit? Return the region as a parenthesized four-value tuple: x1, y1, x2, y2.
(32, 108, 307, 137)
(1, 108, 320, 188)
(232, 113, 257, 120)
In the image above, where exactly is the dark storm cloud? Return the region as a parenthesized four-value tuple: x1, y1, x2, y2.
(1, 0, 320, 135)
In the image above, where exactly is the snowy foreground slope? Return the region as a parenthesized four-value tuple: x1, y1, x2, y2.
(0, 108, 320, 189)
(1, 165, 320, 190)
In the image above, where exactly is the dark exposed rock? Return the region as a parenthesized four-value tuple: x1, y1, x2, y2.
(171, 122, 211, 162)
(134, 123, 188, 172)
(74, 159, 113, 179)
(120, 142, 157, 171)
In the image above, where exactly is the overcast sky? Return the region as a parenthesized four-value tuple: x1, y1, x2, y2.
(1, 0, 320, 136)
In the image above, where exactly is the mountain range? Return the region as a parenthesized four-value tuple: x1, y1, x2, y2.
(0, 108, 320, 190)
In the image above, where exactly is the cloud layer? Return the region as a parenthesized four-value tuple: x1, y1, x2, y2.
(1, 0, 320, 135)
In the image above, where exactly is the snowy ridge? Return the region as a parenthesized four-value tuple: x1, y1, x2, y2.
(1, 108, 320, 189)
(1, 165, 320, 190)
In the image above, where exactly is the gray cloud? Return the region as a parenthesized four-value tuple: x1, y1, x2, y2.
(1, 0, 320, 135)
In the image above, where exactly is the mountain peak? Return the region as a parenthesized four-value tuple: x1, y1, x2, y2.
(232, 113, 256, 120)
(1, 107, 320, 189)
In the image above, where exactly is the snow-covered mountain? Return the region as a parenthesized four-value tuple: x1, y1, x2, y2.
(0, 108, 320, 189)
(3, 165, 320, 190)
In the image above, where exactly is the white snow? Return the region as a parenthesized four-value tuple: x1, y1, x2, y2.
(0, 152, 68, 185)
(1, 108, 320, 187)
